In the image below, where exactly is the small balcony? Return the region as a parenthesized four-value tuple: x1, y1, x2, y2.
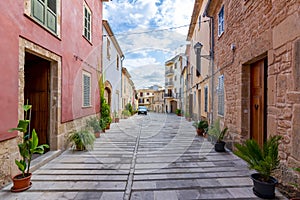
(165, 69, 174, 77)
(164, 93, 176, 99)
(165, 81, 174, 88)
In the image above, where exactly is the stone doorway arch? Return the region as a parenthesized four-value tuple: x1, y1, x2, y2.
(104, 80, 112, 108)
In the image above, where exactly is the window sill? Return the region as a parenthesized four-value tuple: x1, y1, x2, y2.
(218, 32, 224, 39)
(82, 105, 92, 109)
(24, 14, 61, 41)
(82, 35, 93, 46)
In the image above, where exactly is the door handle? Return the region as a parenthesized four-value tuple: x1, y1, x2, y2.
(255, 104, 259, 110)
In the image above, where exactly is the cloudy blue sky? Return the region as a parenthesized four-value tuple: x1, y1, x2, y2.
(103, 0, 194, 89)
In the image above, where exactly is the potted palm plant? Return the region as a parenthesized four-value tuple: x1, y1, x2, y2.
(9, 103, 49, 192)
(192, 119, 208, 137)
(67, 129, 95, 151)
(207, 119, 228, 152)
(86, 117, 101, 138)
(175, 109, 182, 116)
(234, 135, 281, 199)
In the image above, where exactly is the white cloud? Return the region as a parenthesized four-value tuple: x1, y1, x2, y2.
(103, 0, 194, 88)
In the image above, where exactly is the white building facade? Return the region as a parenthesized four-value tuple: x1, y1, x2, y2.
(102, 20, 124, 116)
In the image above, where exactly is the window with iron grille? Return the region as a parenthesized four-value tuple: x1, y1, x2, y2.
(204, 86, 208, 112)
(218, 75, 224, 115)
(218, 6, 224, 36)
(31, 0, 57, 33)
(83, 3, 92, 41)
(83, 71, 91, 107)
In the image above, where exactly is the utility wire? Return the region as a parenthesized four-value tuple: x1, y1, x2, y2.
(105, 21, 209, 37)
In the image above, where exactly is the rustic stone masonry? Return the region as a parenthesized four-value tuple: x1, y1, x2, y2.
(208, 0, 300, 188)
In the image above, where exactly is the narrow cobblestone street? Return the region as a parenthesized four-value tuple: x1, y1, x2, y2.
(0, 113, 287, 200)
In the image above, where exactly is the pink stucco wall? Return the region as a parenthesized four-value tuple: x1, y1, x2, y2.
(0, 1, 103, 140)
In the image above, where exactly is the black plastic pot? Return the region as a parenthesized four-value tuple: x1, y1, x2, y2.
(214, 141, 226, 152)
(251, 173, 278, 199)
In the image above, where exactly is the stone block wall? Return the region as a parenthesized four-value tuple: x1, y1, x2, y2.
(210, 0, 300, 186)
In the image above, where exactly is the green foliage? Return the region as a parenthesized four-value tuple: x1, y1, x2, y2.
(207, 119, 228, 142)
(9, 102, 49, 177)
(68, 129, 95, 151)
(122, 109, 131, 117)
(114, 110, 119, 118)
(175, 109, 182, 115)
(234, 135, 281, 182)
(99, 118, 107, 131)
(86, 117, 101, 133)
(125, 103, 133, 115)
(192, 119, 208, 131)
(99, 76, 112, 126)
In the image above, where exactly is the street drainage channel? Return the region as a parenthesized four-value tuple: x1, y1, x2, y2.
(123, 117, 144, 200)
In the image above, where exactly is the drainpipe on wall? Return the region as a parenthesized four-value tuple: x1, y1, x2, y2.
(120, 55, 125, 110)
(204, 10, 215, 124)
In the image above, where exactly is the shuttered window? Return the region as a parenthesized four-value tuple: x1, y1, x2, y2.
(31, 0, 57, 33)
(83, 72, 91, 107)
(83, 3, 92, 42)
(204, 86, 208, 112)
(218, 75, 224, 116)
(218, 6, 224, 36)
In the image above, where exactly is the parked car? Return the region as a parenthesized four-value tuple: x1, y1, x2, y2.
(138, 106, 147, 115)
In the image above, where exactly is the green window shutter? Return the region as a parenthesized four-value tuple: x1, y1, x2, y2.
(31, 0, 57, 34)
(47, 9, 56, 32)
(32, 0, 45, 24)
(83, 74, 91, 107)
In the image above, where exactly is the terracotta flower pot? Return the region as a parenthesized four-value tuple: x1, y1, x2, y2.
(114, 118, 119, 123)
(94, 132, 100, 138)
(196, 128, 205, 136)
(11, 173, 32, 192)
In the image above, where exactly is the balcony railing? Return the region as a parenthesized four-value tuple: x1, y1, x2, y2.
(165, 69, 174, 76)
(165, 81, 174, 87)
(164, 93, 176, 98)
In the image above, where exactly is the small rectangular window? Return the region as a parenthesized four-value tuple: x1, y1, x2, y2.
(204, 86, 208, 112)
(107, 38, 111, 60)
(31, 0, 57, 33)
(83, 3, 92, 42)
(83, 71, 91, 107)
(218, 6, 224, 36)
(117, 55, 119, 70)
(218, 75, 224, 115)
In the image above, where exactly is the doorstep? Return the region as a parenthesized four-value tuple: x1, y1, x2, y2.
(30, 150, 62, 172)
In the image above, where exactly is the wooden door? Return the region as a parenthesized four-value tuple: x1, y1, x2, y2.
(25, 53, 50, 146)
(250, 59, 265, 147)
(198, 90, 201, 119)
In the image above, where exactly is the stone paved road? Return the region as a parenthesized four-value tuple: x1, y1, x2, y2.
(0, 113, 287, 200)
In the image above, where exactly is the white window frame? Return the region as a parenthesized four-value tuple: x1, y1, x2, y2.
(30, 0, 58, 34)
(218, 75, 224, 116)
(82, 71, 92, 107)
(83, 2, 92, 42)
(218, 6, 224, 36)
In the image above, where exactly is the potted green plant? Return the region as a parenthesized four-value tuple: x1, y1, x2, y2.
(99, 118, 107, 133)
(192, 119, 208, 137)
(234, 135, 281, 199)
(175, 109, 182, 116)
(185, 112, 192, 122)
(114, 110, 119, 123)
(9, 103, 49, 192)
(122, 109, 131, 119)
(86, 117, 101, 138)
(207, 119, 228, 152)
(67, 129, 95, 151)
